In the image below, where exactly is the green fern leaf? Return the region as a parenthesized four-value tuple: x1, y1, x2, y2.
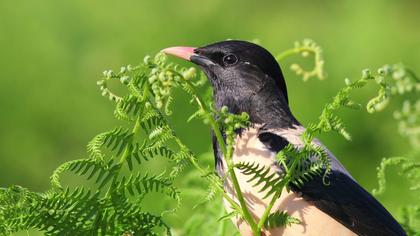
(264, 211, 301, 229)
(235, 162, 282, 199)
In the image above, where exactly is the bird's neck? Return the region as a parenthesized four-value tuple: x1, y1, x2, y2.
(214, 88, 299, 130)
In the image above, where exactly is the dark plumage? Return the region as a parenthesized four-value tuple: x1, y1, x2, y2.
(163, 40, 406, 236)
(191, 41, 295, 129)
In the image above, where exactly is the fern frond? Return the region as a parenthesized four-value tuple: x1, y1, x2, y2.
(19, 187, 100, 235)
(145, 125, 175, 150)
(373, 157, 420, 196)
(87, 131, 111, 161)
(50, 158, 115, 190)
(179, 81, 195, 96)
(264, 211, 301, 229)
(279, 144, 331, 188)
(164, 96, 174, 116)
(235, 162, 282, 199)
(167, 146, 194, 178)
(114, 99, 132, 121)
(1, 52, 211, 236)
(217, 211, 238, 222)
(276, 39, 326, 81)
(2, 185, 173, 236)
(140, 110, 166, 133)
(187, 109, 205, 122)
(127, 73, 148, 99)
(170, 159, 191, 179)
(129, 144, 174, 167)
(103, 127, 134, 157)
(171, 146, 195, 163)
(193, 177, 221, 209)
(399, 205, 420, 236)
(0, 186, 38, 235)
(116, 173, 179, 200)
(394, 100, 420, 148)
(99, 194, 172, 235)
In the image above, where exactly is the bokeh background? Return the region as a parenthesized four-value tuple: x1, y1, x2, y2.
(1, 0, 419, 235)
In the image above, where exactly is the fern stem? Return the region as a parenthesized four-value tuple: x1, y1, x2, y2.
(174, 71, 257, 232)
(167, 69, 259, 233)
(171, 69, 227, 154)
(218, 205, 228, 236)
(228, 167, 259, 234)
(275, 46, 315, 62)
(181, 148, 242, 214)
(257, 188, 283, 231)
(224, 131, 259, 234)
(119, 116, 141, 165)
(117, 85, 148, 166)
(257, 153, 302, 232)
(166, 71, 243, 214)
(105, 88, 148, 198)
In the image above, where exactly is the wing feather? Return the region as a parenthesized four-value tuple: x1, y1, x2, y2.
(258, 127, 406, 236)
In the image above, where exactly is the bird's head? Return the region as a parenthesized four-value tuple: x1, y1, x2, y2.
(162, 40, 293, 125)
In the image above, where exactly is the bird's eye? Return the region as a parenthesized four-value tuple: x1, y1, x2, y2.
(222, 54, 238, 65)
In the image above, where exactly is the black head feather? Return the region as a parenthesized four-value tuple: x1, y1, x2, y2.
(191, 40, 297, 128)
(193, 40, 288, 103)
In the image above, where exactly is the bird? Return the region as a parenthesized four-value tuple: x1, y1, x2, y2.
(162, 40, 406, 236)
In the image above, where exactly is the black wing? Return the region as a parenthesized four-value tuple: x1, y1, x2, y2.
(291, 170, 406, 236)
(258, 131, 407, 236)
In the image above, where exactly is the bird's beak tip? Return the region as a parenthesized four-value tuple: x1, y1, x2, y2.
(161, 46, 197, 61)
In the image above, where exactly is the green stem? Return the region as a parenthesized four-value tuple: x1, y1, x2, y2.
(186, 150, 242, 214)
(118, 117, 141, 165)
(257, 188, 283, 231)
(104, 86, 149, 198)
(405, 67, 420, 82)
(256, 152, 302, 232)
(168, 71, 242, 212)
(218, 206, 228, 236)
(210, 123, 258, 230)
(228, 166, 259, 234)
(172, 70, 227, 154)
(176, 71, 258, 233)
(224, 130, 259, 234)
(117, 83, 149, 166)
(275, 46, 315, 62)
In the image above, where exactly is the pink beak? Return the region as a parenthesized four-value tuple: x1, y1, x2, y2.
(161, 46, 197, 61)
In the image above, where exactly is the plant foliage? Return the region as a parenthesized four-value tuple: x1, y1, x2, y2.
(0, 39, 418, 236)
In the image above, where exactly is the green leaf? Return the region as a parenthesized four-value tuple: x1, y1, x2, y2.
(264, 211, 301, 229)
(217, 211, 237, 222)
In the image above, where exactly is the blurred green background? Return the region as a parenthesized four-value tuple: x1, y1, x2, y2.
(0, 0, 419, 234)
